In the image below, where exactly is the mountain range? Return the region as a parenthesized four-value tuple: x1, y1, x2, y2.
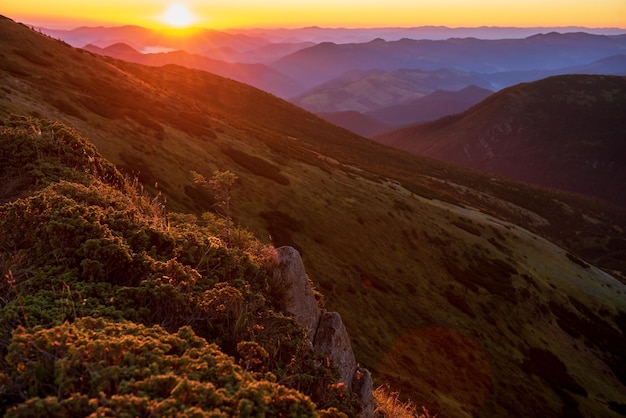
(40, 24, 626, 134)
(2, 15, 626, 417)
(271, 33, 626, 90)
(231, 25, 626, 43)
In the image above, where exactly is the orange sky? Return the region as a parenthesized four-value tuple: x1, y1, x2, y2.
(4, 0, 626, 29)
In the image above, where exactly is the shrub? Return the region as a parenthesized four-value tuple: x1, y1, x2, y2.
(0, 115, 123, 192)
(0, 318, 317, 417)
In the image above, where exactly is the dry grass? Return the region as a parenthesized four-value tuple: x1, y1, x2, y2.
(373, 385, 433, 418)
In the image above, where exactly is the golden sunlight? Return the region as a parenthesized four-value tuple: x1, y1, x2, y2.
(162, 3, 195, 28)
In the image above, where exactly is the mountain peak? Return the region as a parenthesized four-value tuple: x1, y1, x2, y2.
(103, 42, 140, 54)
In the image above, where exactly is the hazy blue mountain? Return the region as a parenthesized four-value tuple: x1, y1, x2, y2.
(271, 33, 626, 89)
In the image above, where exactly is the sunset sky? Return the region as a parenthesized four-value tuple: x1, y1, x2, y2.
(4, 0, 626, 30)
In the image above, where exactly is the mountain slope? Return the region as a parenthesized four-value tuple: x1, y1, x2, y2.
(376, 75, 626, 207)
(2, 16, 626, 418)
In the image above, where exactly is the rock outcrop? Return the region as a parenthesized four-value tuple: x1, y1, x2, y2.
(313, 311, 357, 388)
(273, 246, 374, 417)
(273, 246, 321, 342)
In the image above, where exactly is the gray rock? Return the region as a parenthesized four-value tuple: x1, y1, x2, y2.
(313, 311, 357, 390)
(274, 246, 321, 342)
(272, 246, 374, 417)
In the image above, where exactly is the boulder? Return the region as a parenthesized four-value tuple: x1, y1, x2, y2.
(313, 311, 357, 390)
(274, 246, 321, 342)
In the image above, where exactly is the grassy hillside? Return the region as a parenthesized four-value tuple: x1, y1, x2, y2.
(376, 75, 626, 207)
(0, 116, 362, 416)
(2, 16, 626, 417)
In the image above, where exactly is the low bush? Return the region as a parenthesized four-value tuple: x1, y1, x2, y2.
(0, 318, 317, 417)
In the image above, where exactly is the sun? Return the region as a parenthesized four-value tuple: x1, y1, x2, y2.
(162, 3, 195, 28)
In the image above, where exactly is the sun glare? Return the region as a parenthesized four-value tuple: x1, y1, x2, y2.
(162, 3, 195, 28)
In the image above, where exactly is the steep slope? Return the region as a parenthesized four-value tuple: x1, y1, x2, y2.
(2, 16, 626, 418)
(368, 85, 494, 129)
(377, 75, 626, 207)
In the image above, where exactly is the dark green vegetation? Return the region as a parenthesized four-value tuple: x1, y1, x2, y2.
(376, 74, 626, 207)
(2, 16, 626, 417)
(0, 116, 356, 416)
(3, 318, 318, 417)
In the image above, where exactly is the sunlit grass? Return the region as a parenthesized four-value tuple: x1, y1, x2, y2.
(373, 385, 433, 418)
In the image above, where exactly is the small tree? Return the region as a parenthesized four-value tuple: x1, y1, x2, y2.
(192, 170, 238, 243)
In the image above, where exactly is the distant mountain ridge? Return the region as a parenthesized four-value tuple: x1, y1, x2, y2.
(231, 25, 626, 43)
(376, 74, 626, 206)
(83, 42, 303, 98)
(41, 24, 316, 65)
(271, 32, 626, 89)
(315, 86, 493, 137)
(42, 24, 266, 54)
